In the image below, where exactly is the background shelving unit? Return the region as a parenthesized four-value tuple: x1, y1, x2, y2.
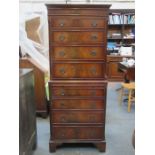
(107, 9, 135, 81)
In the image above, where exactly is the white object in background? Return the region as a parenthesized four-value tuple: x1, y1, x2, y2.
(119, 46, 132, 56)
(127, 59, 135, 66)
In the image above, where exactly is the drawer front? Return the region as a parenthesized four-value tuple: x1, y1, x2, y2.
(52, 87, 105, 97)
(51, 31, 105, 43)
(52, 111, 104, 123)
(52, 126, 104, 140)
(51, 99, 105, 109)
(107, 56, 123, 62)
(51, 62, 106, 79)
(50, 17, 106, 28)
(48, 9, 108, 16)
(51, 46, 106, 60)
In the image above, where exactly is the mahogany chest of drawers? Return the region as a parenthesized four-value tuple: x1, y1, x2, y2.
(46, 4, 110, 152)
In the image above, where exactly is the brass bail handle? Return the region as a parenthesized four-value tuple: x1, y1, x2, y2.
(92, 21, 97, 27)
(91, 34, 98, 40)
(59, 35, 65, 41)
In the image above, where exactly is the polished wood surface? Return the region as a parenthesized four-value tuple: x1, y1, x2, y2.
(50, 46, 106, 60)
(51, 99, 105, 109)
(107, 55, 134, 81)
(52, 126, 104, 140)
(19, 58, 48, 118)
(51, 110, 104, 124)
(51, 31, 106, 44)
(51, 61, 106, 79)
(47, 4, 110, 152)
(19, 69, 37, 155)
(50, 16, 107, 28)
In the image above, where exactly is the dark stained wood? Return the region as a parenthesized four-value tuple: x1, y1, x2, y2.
(19, 69, 37, 155)
(52, 126, 104, 140)
(51, 110, 104, 124)
(19, 58, 48, 118)
(50, 46, 106, 60)
(50, 16, 107, 29)
(51, 61, 106, 79)
(50, 31, 106, 44)
(107, 55, 134, 81)
(47, 4, 110, 152)
(51, 99, 105, 109)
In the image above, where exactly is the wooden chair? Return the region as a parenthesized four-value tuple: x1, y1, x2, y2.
(119, 82, 135, 112)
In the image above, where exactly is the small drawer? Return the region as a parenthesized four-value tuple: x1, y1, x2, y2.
(51, 31, 105, 43)
(51, 99, 105, 109)
(50, 46, 106, 60)
(51, 110, 104, 124)
(52, 126, 104, 140)
(50, 17, 106, 28)
(51, 62, 106, 79)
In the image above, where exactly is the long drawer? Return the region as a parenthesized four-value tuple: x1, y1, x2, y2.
(50, 16, 107, 28)
(52, 126, 104, 140)
(51, 99, 105, 109)
(47, 7, 108, 17)
(50, 46, 106, 60)
(51, 61, 106, 79)
(51, 87, 105, 97)
(51, 110, 104, 124)
(50, 31, 106, 44)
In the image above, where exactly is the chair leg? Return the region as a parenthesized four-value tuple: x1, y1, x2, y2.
(128, 89, 132, 112)
(119, 87, 124, 105)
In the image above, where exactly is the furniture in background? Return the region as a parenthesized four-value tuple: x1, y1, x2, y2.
(107, 9, 135, 82)
(19, 69, 37, 155)
(46, 4, 110, 152)
(106, 55, 134, 81)
(108, 9, 135, 47)
(119, 82, 135, 112)
(19, 58, 48, 118)
(118, 61, 135, 82)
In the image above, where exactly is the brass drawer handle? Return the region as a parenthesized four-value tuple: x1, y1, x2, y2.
(91, 21, 97, 27)
(61, 133, 65, 137)
(90, 50, 97, 56)
(60, 102, 65, 106)
(60, 88, 65, 96)
(59, 68, 66, 74)
(91, 34, 98, 40)
(90, 67, 97, 75)
(59, 51, 65, 57)
(59, 22, 64, 27)
(60, 116, 66, 122)
(59, 35, 65, 41)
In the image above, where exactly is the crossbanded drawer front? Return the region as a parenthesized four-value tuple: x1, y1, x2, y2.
(50, 46, 106, 60)
(50, 17, 106, 28)
(51, 31, 105, 43)
(51, 111, 104, 123)
(51, 99, 105, 109)
(51, 62, 106, 79)
(51, 86, 106, 97)
(48, 8, 108, 17)
(52, 126, 104, 140)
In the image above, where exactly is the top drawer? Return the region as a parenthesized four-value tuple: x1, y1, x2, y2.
(49, 17, 107, 29)
(47, 8, 108, 17)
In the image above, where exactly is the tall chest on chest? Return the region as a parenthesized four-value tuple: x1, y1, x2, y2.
(46, 4, 110, 152)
